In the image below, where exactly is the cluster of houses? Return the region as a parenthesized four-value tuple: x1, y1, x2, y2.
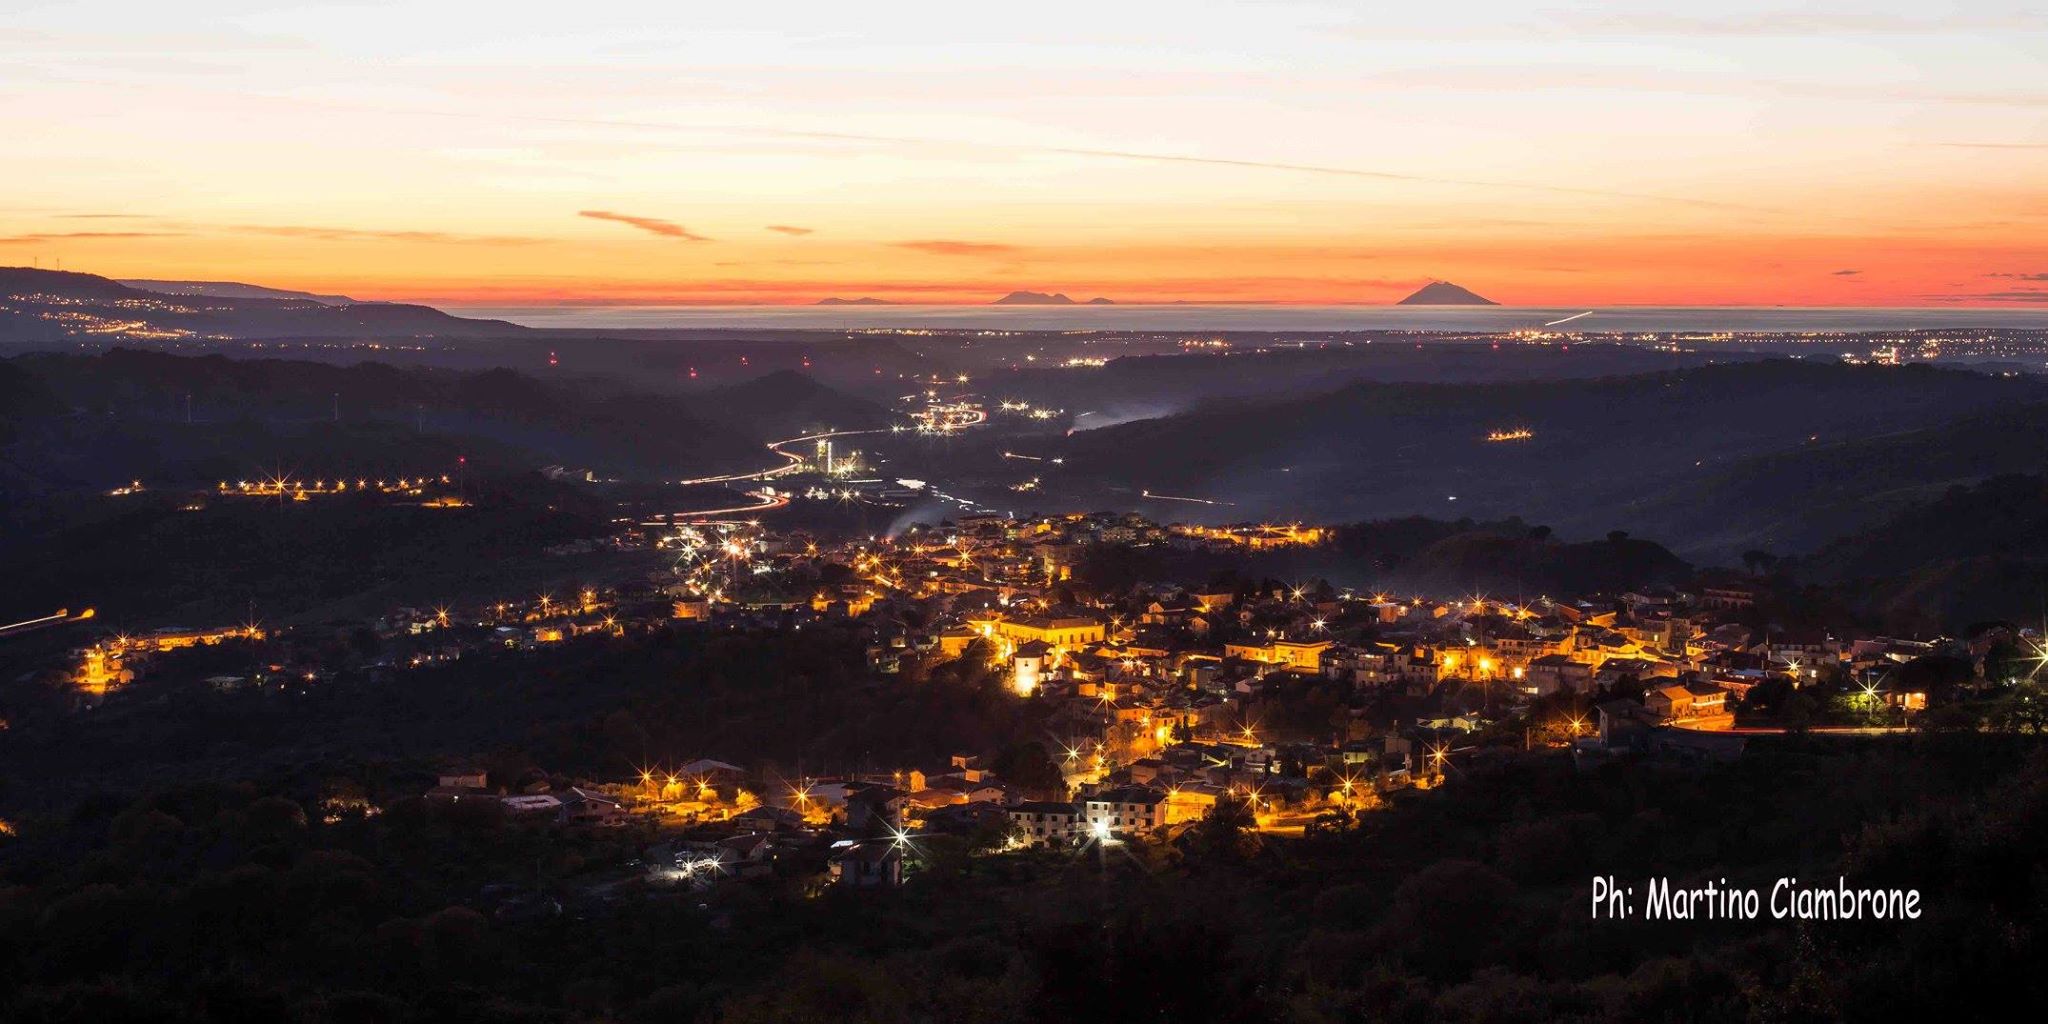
(595, 515, 2024, 872)
(425, 771, 629, 825)
(416, 736, 1355, 891)
(79, 509, 2033, 898)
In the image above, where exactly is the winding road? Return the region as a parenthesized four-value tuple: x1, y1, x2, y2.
(660, 427, 897, 520)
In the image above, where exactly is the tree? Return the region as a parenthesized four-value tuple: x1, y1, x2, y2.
(1306, 806, 1356, 837)
(1188, 795, 1260, 863)
(1990, 682, 2048, 735)
(1982, 641, 2035, 685)
(1597, 674, 1646, 705)
(1896, 655, 1974, 704)
(1781, 690, 1820, 735)
(960, 636, 998, 666)
(1371, 860, 1517, 982)
(1744, 676, 1793, 717)
(990, 741, 1066, 798)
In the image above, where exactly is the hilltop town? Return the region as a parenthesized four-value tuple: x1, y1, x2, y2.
(27, 505, 2036, 898)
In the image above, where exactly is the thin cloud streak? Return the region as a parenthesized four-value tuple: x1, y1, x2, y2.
(351, 105, 1778, 213)
(1546, 11, 2048, 37)
(577, 210, 710, 241)
(223, 224, 546, 244)
(0, 231, 180, 243)
(891, 239, 1020, 256)
(7, 219, 545, 245)
(765, 224, 814, 235)
(1043, 145, 1775, 211)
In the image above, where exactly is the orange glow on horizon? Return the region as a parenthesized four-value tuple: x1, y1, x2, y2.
(5, 5, 2044, 308)
(11, 210, 2040, 308)
(18, 236, 2038, 310)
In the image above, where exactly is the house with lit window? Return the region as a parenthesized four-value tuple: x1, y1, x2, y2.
(1396, 647, 1448, 692)
(1524, 653, 1593, 694)
(969, 615, 1107, 648)
(1082, 785, 1168, 836)
(1323, 642, 1404, 687)
(1759, 630, 1838, 675)
(1594, 657, 1677, 690)
(1007, 801, 1081, 847)
(1223, 638, 1331, 672)
(845, 784, 908, 830)
(936, 625, 982, 659)
(829, 840, 904, 887)
(1646, 683, 1734, 730)
(1010, 639, 1050, 695)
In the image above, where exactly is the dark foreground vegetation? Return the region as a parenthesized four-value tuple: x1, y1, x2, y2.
(0, 734, 2041, 1023)
(0, 625, 1047, 812)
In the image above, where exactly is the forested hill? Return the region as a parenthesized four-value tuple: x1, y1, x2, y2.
(1049, 360, 2048, 558)
(1, 350, 769, 490)
(0, 266, 523, 340)
(1786, 473, 2048, 630)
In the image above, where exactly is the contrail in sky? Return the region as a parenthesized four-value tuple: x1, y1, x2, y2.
(508, 112, 1775, 212)
(22, 75, 1781, 212)
(183, 82, 1774, 214)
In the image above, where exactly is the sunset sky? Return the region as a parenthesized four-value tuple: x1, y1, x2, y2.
(4, 1, 2046, 306)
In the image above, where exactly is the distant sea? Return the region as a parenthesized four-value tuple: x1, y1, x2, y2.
(445, 304, 2048, 333)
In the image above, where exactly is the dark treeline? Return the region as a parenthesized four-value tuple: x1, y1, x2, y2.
(0, 623, 1049, 811)
(1070, 516, 1689, 598)
(4, 350, 771, 486)
(0, 473, 613, 625)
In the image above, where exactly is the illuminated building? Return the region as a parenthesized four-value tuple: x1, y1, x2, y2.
(1224, 638, 1332, 672)
(1006, 801, 1082, 847)
(1010, 640, 1049, 695)
(73, 644, 134, 697)
(1173, 523, 1326, 550)
(1082, 786, 1167, 835)
(969, 615, 1107, 649)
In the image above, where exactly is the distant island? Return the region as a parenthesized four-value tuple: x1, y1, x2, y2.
(1397, 281, 1497, 306)
(815, 297, 894, 305)
(993, 291, 1115, 305)
(121, 279, 362, 305)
